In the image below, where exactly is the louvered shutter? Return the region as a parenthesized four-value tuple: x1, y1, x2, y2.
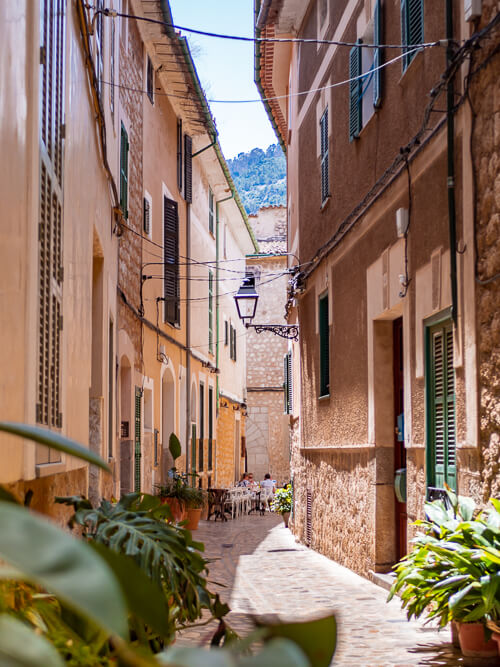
(199, 384, 204, 472)
(428, 322, 456, 491)
(320, 109, 329, 203)
(224, 320, 229, 345)
(146, 56, 154, 104)
(233, 326, 237, 361)
(209, 188, 214, 234)
(134, 387, 142, 492)
(373, 0, 383, 108)
(110, 19, 115, 117)
(120, 123, 129, 218)
(177, 119, 183, 191)
(208, 271, 214, 353)
(401, 0, 423, 71)
(163, 197, 179, 324)
(319, 295, 330, 396)
(208, 387, 213, 469)
(287, 351, 293, 413)
(284, 354, 289, 413)
(349, 43, 362, 141)
(184, 134, 192, 203)
(37, 0, 65, 441)
(143, 197, 150, 235)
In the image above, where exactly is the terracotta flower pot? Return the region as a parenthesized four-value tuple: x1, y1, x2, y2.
(450, 621, 460, 648)
(161, 497, 187, 522)
(186, 508, 202, 530)
(457, 622, 498, 658)
(281, 511, 290, 528)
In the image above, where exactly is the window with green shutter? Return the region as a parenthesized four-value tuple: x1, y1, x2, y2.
(320, 108, 329, 204)
(199, 383, 204, 472)
(163, 196, 179, 324)
(177, 119, 183, 191)
(120, 123, 129, 218)
(426, 320, 456, 492)
(209, 188, 214, 234)
(184, 134, 192, 203)
(349, 43, 362, 141)
(401, 0, 424, 72)
(208, 386, 214, 470)
(373, 0, 383, 108)
(208, 271, 214, 353)
(319, 294, 330, 397)
(134, 387, 142, 492)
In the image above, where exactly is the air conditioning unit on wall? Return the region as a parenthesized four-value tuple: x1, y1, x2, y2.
(464, 0, 482, 21)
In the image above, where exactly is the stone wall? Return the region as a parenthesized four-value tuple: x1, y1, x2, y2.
(470, 1, 500, 501)
(246, 396, 290, 485)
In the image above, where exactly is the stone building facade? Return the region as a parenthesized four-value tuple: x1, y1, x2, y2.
(245, 206, 291, 485)
(256, 0, 500, 577)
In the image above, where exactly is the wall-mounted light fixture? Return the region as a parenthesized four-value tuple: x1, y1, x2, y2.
(234, 277, 299, 341)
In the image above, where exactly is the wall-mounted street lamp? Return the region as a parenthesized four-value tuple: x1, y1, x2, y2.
(234, 277, 299, 341)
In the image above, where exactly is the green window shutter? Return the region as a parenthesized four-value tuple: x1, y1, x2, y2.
(208, 386, 213, 469)
(224, 320, 228, 346)
(184, 134, 192, 203)
(208, 271, 214, 353)
(233, 327, 237, 361)
(319, 295, 330, 396)
(191, 423, 197, 477)
(199, 384, 204, 472)
(401, 0, 423, 71)
(209, 188, 214, 234)
(284, 352, 293, 414)
(134, 387, 142, 492)
(427, 322, 456, 491)
(120, 123, 129, 218)
(320, 109, 329, 203)
(163, 197, 179, 324)
(373, 0, 383, 108)
(177, 119, 183, 191)
(349, 43, 362, 141)
(143, 196, 150, 235)
(284, 354, 289, 413)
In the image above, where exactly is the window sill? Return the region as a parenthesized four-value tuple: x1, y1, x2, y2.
(318, 393, 330, 402)
(35, 462, 65, 478)
(320, 195, 331, 212)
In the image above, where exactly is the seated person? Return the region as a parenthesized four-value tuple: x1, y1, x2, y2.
(260, 473, 275, 493)
(237, 472, 250, 487)
(247, 473, 258, 491)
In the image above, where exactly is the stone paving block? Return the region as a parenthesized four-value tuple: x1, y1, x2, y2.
(176, 515, 468, 666)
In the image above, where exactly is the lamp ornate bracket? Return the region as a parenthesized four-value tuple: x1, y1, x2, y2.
(245, 323, 299, 341)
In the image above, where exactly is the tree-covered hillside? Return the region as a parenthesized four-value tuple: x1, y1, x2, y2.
(228, 143, 286, 215)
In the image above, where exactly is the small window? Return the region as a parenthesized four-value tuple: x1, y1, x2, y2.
(224, 320, 229, 346)
(209, 188, 214, 234)
(120, 123, 129, 218)
(319, 294, 330, 397)
(320, 109, 329, 204)
(401, 0, 424, 72)
(146, 55, 154, 104)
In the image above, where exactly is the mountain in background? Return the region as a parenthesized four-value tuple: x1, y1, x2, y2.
(228, 143, 286, 215)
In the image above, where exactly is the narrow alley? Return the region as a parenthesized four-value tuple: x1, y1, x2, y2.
(176, 515, 465, 666)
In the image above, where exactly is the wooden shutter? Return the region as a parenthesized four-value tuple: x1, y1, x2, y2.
(37, 0, 65, 439)
(146, 55, 154, 104)
(320, 109, 329, 203)
(233, 326, 237, 361)
(319, 295, 330, 396)
(120, 123, 129, 218)
(428, 322, 456, 490)
(224, 320, 229, 346)
(401, 0, 423, 71)
(349, 43, 362, 141)
(208, 271, 214, 353)
(373, 0, 383, 108)
(143, 196, 150, 235)
(209, 188, 214, 234)
(208, 387, 213, 469)
(134, 387, 141, 492)
(110, 19, 115, 117)
(177, 119, 183, 191)
(199, 384, 204, 472)
(287, 352, 293, 413)
(163, 197, 179, 324)
(184, 134, 192, 203)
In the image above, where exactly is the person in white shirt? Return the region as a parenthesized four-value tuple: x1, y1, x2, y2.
(260, 473, 275, 493)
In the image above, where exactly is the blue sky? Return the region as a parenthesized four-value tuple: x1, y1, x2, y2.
(169, 0, 278, 158)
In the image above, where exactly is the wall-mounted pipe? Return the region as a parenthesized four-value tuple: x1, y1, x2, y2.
(446, 0, 458, 326)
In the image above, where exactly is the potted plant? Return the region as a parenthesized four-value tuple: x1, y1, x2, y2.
(270, 484, 292, 527)
(184, 486, 208, 530)
(155, 433, 189, 522)
(388, 489, 500, 658)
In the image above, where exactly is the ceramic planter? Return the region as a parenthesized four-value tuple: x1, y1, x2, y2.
(281, 511, 290, 528)
(160, 497, 187, 523)
(457, 622, 498, 658)
(186, 508, 202, 530)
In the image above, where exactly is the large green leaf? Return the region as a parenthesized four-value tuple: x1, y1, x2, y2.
(0, 502, 128, 637)
(89, 542, 171, 640)
(240, 639, 309, 667)
(257, 613, 336, 667)
(0, 422, 109, 472)
(0, 614, 64, 666)
(169, 433, 181, 461)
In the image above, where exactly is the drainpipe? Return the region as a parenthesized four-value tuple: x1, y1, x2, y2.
(446, 0, 458, 326)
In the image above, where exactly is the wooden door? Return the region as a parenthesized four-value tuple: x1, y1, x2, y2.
(393, 318, 407, 559)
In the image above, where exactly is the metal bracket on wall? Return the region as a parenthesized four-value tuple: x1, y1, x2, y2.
(245, 323, 299, 341)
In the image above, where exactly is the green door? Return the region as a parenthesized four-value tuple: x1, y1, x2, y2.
(134, 387, 142, 492)
(427, 321, 456, 491)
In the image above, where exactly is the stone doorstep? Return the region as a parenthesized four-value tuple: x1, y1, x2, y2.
(369, 570, 397, 593)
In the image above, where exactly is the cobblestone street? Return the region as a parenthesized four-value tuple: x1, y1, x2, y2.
(176, 514, 477, 666)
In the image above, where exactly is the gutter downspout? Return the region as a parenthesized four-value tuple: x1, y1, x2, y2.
(446, 0, 458, 326)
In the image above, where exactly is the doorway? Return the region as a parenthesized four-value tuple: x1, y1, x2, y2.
(393, 317, 407, 560)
